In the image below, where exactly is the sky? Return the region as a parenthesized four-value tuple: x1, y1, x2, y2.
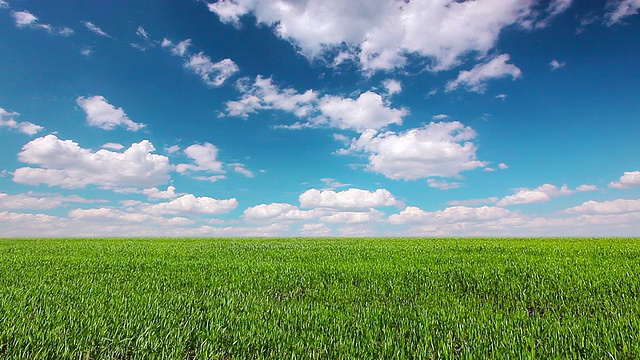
(1, 0, 639, 237)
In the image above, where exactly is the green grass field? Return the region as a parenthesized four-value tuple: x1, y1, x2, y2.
(1, 238, 639, 359)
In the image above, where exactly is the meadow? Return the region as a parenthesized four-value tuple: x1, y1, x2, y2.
(0, 237, 639, 359)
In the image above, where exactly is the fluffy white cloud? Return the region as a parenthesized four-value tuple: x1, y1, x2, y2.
(208, 0, 537, 72)
(605, 0, 640, 25)
(608, 171, 640, 189)
(232, 164, 254, 177)
(427, 179, 462, 190)
(226, 76, 405, 132)
(0, 192, 62, 210)
(76, 96, 145, 131)
(11, 10, 73, 35)
(446, 54, 522, 93)
(299, 188, 398, 210)
(143, 186, 181, 200)
(244, 203, 317, 221)
(102, 142, 124, 150)
(496, 183, 596, 206)
(432, 114, 449, 120)
(318, 91, 407, 132)
(382, 79, 402, 96)
(550, 59, 566, 70)
(0, 107, 43, 135)
(390, 205, 512, 225)
(341, 121, 486, 180)
(83, 21, 111, 38)
(226, 76, 318, 117)
(176, 143, 224, 173)
(141, 194, 238, 215)
(563, 198, 640, 215)
(14, 135, 171, 189)
(162, 38, 239, 87)
(319, 210, 382, 224)
(300, 223, 331, 236)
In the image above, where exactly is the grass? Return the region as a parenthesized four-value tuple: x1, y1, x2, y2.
(0, 237, 639, 359)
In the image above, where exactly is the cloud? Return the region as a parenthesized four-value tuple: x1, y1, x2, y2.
(0, 192, 62, 210)
(143, 186, 181, 200)
(226, 76, 406, 132)
(550, 59, 566, 70)
(609, 171, 640, 189)
(0, 1, 8, 9)
(495, 94, 508, 100)
(80, 48, 92, 57)
(319, 210, 383, 224)
(427, 179, 462, 190)
(162, 38, 239, 87)
(300, 223, 331, 236)
(83, 21, 111, 38)
(243, 203, 318, 221)
(131, 26, 155, 51)
(299, 188, 398, 210)
(535, 0, 573, 28)
(499, 163, 509, 170)
(605, 0, 640, 25)
(232, 163, 254, 178)
(76, 96, 145, 131)
(320, 178, 351, 190)
(0, 107, 43, 135)
(13, 135, 171, 189)
(340, 121, 487, 180)
(432, 114, 449, 120)
(11, 10, 73, 35)
(176, 143, 224, 173)
(496, 183, 596, 206)
(447, 197, 499, 207)
(208, 0, 537, 72)
(382, 79, 402, 96)
(101, 143, 124, 150)
(446, 54, 522, 93)
(140, 194, 238, 216)
(563, 198, 640, 215)
(389, 205, 513, 225)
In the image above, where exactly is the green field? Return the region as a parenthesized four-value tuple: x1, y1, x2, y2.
(1, 238, 639, 359)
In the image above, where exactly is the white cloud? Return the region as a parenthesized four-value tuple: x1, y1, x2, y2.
(176, 143, 224, 173)
(0, 192, 62, 210)
(382, 79, 402, 96)
(102, 142, 124, 150)
(208, 0, 536, 72)
(447, 197, 499, 206)
(11, 10, 73, 35)
(162, 38, 239, 87)
(389, 205, 512, 225)
(605, 0, 640, 25)
(495, 94, 508, 100)
(232, 163, 254, 177)
(499, 163, 509, 170)
(244, 203, 317, 221)
(427, 179, 462, 190)
(318, 91, 407, 132)
(83, 21, 111, 38)
(319, 210, 383, 224)
(432, 114, 449, 120)
(340, 121, 487, 180)
(535, 0, 573, 28)
(165, 145, 181, 154)
(131, 26, 154, 51)
(193, 175, 227, 183)
(550, 59, 566, 70)
(496, 183, 596, 206)
(299, 188, 398, 210)
(563, 198, 640, 215)
(0, 1, 9, 9)
(227, 76, 405, 132)
(14, 135, 171, 189)
(446, 54, 522, 93)
(143, 186, 181, 200)
(609, 171, 640, 189)
(140, 194, 238, 216)
(0, 107, 43, 135)
(76, 96, 145, 131)
(300, 223, 331, 236)
(320, 178, 351, 190)
(80, 48, 92, 57)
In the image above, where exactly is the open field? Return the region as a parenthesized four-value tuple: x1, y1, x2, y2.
(1, 238, 639, 359)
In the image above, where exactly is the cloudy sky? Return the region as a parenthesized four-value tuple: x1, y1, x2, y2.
(1, 0, 639, 237)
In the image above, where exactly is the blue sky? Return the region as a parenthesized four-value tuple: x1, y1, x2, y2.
(1, 0, 639, 237)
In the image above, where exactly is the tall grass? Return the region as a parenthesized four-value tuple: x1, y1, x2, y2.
(1, 237, 639, 358)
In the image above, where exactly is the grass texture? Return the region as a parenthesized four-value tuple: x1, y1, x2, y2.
(0, 237, 639, 359)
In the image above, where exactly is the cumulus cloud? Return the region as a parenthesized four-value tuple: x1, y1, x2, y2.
(83, 21, 111, 38)
(550, 59, 566, 70)
(76, 96, 145, 131)
(382, 79, 402, 96)
(389, 205, 513, 225)
(102, 143, 124, 150)
(226, 76, 406, 132)
(427, 179, 462, 190)
(340, 121, 487, 180)
(140, 194, 238, 216)
(605, 0, 640, 25)
(207, 0, 537, 72)
(432, 114, 449, 120)
(0, 192, 62, 210)
(446, 54, 522, 93)
(0, 107, 43, 135)
(244, 203, 318, 221)
(319, 210, 383, 224)
(13, 135, 171, 189)
(496, 183, 596, 206)
(608, 171, 640, 189)
(176, 143, 224, 173)
(11, 10, 73, 35)
(143, 186, 181, 200)
(563, 198, 640, 215)
(162, 38, 239, 87)
(299, 188, 398, 210)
